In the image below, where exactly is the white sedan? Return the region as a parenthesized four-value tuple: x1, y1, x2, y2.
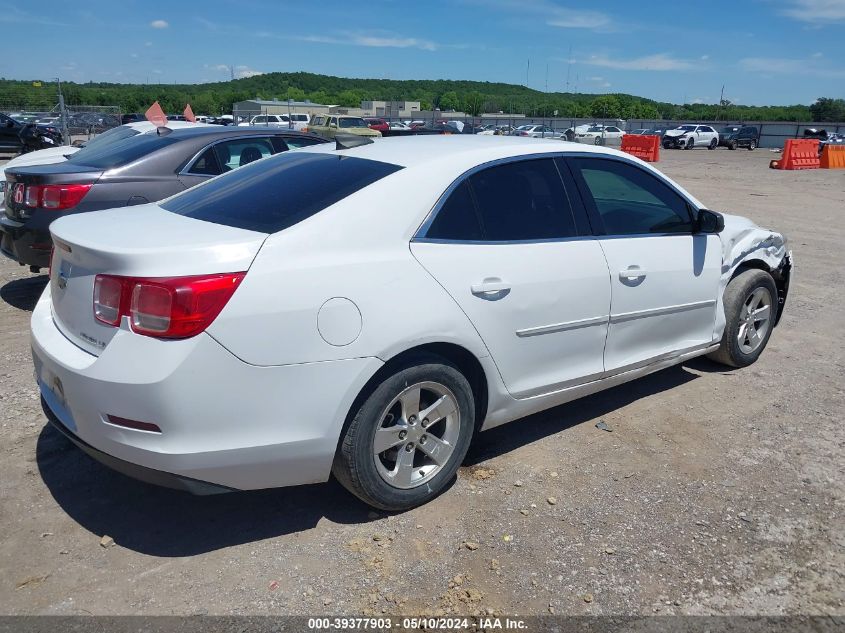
(575, 125, 625, 146)
(32, 135, 791, 510)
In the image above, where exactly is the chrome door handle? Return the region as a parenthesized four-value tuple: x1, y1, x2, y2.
(619, 267, 647, 281)
(471, 279, 511, 300)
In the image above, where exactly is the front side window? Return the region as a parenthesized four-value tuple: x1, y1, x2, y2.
(572, 157, 692, 235)
(424, 158, 578, 242)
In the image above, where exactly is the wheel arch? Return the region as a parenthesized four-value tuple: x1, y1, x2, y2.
(333, 342, 490, 460)
(729, 257, 791, 326)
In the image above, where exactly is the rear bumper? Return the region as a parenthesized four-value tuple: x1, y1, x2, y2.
(43, 397, 233, 495)
(0, 215, 50, 268)
(30, 285, 384, 491)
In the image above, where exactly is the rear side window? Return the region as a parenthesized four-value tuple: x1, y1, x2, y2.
(572, 157, 692, 235)
(424, 158, 577, 241)
(68, 134, 178, 169)
(163, 152, 403, 233)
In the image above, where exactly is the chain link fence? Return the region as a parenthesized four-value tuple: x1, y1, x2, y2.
(1, 82, 121, 149)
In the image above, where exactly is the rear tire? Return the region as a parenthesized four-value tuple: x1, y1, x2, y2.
(594, 136, 603, 146)
(708, 138, 717, 150)
(729, 141, 738, 150)
(708, 269, 778, 368)
(333, 354, 476, 511)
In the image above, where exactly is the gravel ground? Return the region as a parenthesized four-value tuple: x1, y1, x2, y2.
(0, 148, 842, 618)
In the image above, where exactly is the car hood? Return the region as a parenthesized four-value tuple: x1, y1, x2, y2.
(664, 130, 689, 137)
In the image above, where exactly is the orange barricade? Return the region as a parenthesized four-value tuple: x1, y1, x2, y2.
(820, 144, 845, 169)
(620, 134, 660, 162)
(769, 139, 820, 170)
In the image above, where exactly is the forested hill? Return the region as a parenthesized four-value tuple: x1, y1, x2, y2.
(0, 71, 825, 121)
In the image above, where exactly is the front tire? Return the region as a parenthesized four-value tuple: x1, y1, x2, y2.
(708, 269, 778, 368)
(333, 355, 476, 511)
(685, 138, 695, 150)
(748, 139, 757, 150)
(594, 136, 603, 146)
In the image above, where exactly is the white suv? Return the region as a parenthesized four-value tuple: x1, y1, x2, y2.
(239, 114, 290, 128)
(662, 124, 719, 150)
(576, 125, 625, 146)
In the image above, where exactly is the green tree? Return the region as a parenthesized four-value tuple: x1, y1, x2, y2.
(463, 91, 484, 116)
(438, 91, 460, 111)
(590, 95, 622, 119)
(809, 97, 845, 122)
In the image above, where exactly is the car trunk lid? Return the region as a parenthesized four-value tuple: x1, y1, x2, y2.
(48, 203, 267, 356)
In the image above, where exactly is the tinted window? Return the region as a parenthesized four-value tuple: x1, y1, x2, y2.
(83, 125, 141, 150)
(188, 147, 221, 175)
(282, 136, 324, 150)
(163, 152, 403, 233)
(426, 158, 577, 241)
(67, 134, 179, 169)
(426, 181, 482, 240)
(573, 158, 692, 235)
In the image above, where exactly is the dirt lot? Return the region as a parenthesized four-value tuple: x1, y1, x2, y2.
(0, 148, 842, 618)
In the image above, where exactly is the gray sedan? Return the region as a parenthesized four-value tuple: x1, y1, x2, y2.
(1, 126, 327, 271)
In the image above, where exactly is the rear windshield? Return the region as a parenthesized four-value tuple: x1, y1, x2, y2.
(80, 125, 142, 150)
(162, 151, 403, 233)
(67, 133, 179, 169)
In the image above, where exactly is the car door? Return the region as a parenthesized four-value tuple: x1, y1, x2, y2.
(411, 156, 611, 399)
(567, 156, 722, 373)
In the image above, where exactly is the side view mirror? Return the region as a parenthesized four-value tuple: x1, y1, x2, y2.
(697, 209, 725, 234)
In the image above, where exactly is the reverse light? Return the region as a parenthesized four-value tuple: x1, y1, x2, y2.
(93, 272, 246, 338)
(22, 184, 92, 210)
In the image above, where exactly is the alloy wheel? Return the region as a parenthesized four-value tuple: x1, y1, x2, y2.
(372, 381, 460, 490)
(737, 288, 773, 354)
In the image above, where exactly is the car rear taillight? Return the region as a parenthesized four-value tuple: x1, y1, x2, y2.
(93, 272, 246, 338)
(23, 184, 92, 210)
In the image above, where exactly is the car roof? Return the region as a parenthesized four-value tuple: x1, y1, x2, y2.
(155, 126, 318, 140)
(298, 134, 632, 170)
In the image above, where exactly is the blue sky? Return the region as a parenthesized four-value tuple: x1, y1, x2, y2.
(1, 0, 844, 105)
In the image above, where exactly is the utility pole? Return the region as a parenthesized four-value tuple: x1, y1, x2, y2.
(526, 58, 530, 88)
(55, 77, 70, 146)
(565, 45, 573, 93)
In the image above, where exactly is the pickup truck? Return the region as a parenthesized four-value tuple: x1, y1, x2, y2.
(306, 115, 381, 139)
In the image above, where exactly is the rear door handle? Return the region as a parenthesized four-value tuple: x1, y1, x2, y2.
(619, 267, 647, 281)
(471, 278, 511, 300)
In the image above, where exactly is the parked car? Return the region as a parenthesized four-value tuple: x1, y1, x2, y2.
(1, 127, 327, 271)
(238, 114, 290, 128)
(0, 121, 212, 205)
(819, 132, 845, 153)
(662, 124, 720, 150)
(121, 113, 145, 125)
(305, 115, 381, 139)
(718, 125, 759, 150)
(0, 113, 63, 155)
(286, 113, 310, 131)
(512, 124, 561, 138)
(364, 118, 390, 133)
(575, 125, 625, 146)
(629, 129, 663, 136)
(31, 135, 791, 510)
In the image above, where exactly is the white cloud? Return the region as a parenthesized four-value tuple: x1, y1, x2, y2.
(150, 19, 168, 29)
(547, 10, 611, 30)
(739, 56, 845, 77)
(235, 65, 263, 78)
(130, 53, 138, 58)
(581, 53, 695, 71)
(780, 0, 845, 24)
(144, 41, 152, 46)
(298, 31, 439, 51)
(701, 54, 710, 60)
(468, 0, 614, 30)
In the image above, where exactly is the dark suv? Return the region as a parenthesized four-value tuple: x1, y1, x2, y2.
(718, 125, 759, 150)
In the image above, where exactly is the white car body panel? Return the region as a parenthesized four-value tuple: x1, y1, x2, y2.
(410, 241, 610, 398)
(30, 136, 790, 491)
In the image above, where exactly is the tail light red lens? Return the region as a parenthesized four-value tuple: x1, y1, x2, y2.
(93, 272, 246, 339)
(23, 184, 92, 210)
